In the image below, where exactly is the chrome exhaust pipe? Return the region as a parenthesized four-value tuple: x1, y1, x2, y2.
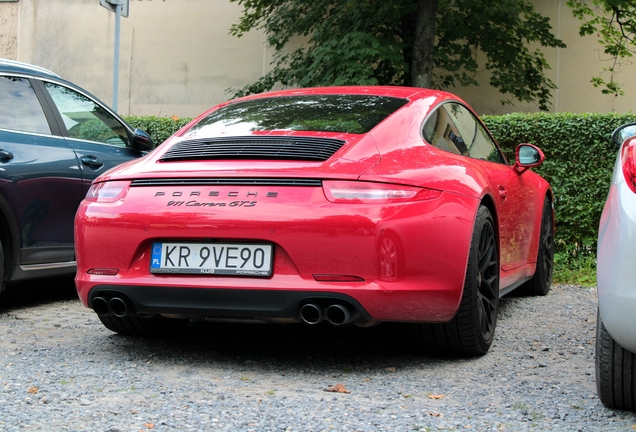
(91, 296, 110, 315)
(300, 303, 324, 325)
(325, 304, 361, 326)
(109, 297, 133, 318)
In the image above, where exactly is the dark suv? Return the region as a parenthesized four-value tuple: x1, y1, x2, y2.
(0, 59, 153, 292)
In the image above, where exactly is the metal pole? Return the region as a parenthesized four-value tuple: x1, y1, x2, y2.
(112, 1, 121, 112)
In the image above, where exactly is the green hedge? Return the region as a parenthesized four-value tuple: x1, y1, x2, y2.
(124, 112, 636, 266)
(124, 115, 193, 145)
(483, 112, 636, 265)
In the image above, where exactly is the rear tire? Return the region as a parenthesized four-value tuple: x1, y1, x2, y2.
(596, 310, 636, 410)
(416, 205, 499, 356)
(522, 197, 554, 296)
(0, 239, 4, 294)
(98, 314, 189, 337)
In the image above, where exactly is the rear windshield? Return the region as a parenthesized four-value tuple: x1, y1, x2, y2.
(186, 95, 409, 136)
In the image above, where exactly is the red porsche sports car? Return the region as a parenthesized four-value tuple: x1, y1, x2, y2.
(75, 86, 554, 356)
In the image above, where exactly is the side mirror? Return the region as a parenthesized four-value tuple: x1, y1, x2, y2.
(611, 123, 636, 145)
(513, 143, 544, 174)
(131, 128, 155, 151)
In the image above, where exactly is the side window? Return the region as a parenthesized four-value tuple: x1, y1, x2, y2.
(423, 103, 503, 163)
(0, 76, 51, 134)
(422, 106, 464, 155)
(444, 103, 503, 163)
(43, 82, 130, 147)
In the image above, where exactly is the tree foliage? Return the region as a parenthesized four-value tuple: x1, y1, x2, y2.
(229, 0, 566, 110)
(568, 0, 636, 96)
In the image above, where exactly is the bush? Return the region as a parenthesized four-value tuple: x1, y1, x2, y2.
(123, 115, 193, 146)
(483, 112, 636, 273)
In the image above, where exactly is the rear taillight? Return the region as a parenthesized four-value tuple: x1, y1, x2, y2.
(622, 139, 636, 193)
(322, 181, 442, 204)
(85, 181, 131, 203)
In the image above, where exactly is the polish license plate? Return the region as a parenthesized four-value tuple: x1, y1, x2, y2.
(150, 242, 273, 276)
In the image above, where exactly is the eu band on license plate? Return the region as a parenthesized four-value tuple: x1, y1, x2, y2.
(150, 242, 273, 276)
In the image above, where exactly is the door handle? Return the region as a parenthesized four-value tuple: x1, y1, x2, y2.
(0, 149, 13, 161)
(80, 155, 104, 169)
(498, 185, 507, 200)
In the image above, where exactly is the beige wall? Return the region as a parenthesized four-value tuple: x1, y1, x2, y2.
(1, 0, 634, 117)
(452, 0, 636, 115)
(0, 1, 18, 60)
(3, 0, 273, 117)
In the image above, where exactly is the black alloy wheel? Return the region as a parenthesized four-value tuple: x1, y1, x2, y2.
(476, 211, 499, 343)
(0, 240, 4, 293)
(417, 205, 499, 356)
(523, 196, 555, 296)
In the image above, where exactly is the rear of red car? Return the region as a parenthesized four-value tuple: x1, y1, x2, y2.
(75, 88, 478, 329)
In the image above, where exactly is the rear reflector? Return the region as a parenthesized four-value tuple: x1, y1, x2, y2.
(313, 274, 365, 282)
(87, 268, 120, 276)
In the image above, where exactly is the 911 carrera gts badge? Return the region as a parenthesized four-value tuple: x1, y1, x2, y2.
(167, 200, 257, 207)
(155, 190, 278, 208)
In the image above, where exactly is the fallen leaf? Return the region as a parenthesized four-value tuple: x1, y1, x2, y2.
(385, 367, 397, 373)
(427, 411, 442, 417)
(27, 387, 38, 394)
(144, 423, 154, 429)
(428, 394, 445, 400)
(171, 116, 179, 121)
(325, 383, 351, 394)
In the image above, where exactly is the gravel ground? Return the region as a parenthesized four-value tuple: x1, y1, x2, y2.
(1, 279, 635, 431)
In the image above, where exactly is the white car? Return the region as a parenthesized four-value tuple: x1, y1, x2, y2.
(596, 122, 636, 410)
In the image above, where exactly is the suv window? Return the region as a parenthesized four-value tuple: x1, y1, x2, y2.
(423, 103, 502, 163)
(43, 82, 130, 147)
(0, 76, 51, 135)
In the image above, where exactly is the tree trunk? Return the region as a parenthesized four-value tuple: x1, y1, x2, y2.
(411, 0, 438, 88)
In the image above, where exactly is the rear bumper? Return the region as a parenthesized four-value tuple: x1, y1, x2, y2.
(87, 285, 373, 322)
(79, 275, 469, 323)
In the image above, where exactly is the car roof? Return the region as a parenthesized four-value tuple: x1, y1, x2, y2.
(0, 58, 60, 79)
(240, 86, 440, 100)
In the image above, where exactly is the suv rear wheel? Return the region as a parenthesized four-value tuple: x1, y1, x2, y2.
(596, 310, 636, 410)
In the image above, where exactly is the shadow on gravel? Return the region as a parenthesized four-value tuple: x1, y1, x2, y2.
(88, 298, 534, 369)
(0, 275, 78, 311)
(102, 320, 478, 373)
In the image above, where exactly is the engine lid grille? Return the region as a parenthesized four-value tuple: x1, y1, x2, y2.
(159, 136, 347, 162)
(131, 178, 322, 187)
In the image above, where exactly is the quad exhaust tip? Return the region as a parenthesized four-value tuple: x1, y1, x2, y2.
(91, 296, 110, 315)
(300, 303, 324, 325)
